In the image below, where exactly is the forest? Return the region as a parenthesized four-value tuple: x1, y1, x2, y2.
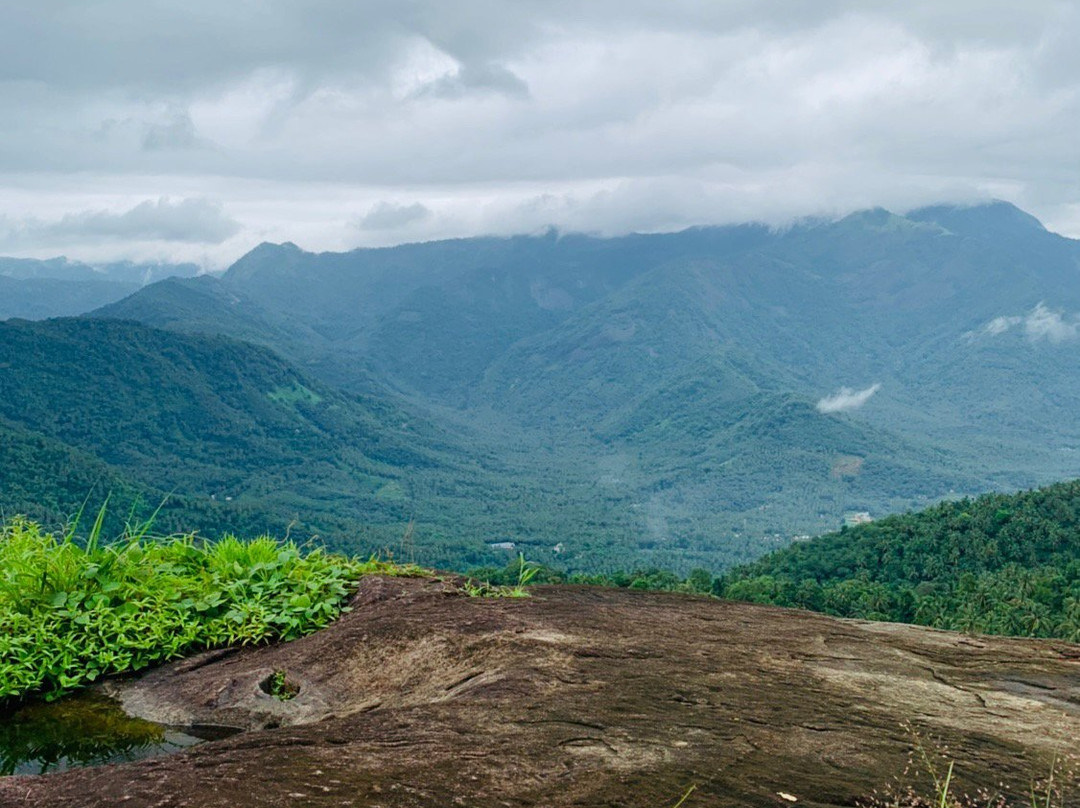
(714, 480, 1080, 641)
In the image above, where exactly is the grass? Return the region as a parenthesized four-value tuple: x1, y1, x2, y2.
(461, 552, 542, 598)
(0, 515, 423, 703)
(861, 724, 1077, 808)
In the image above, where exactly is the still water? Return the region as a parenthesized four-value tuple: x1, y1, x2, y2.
(0, 690, 239, 775)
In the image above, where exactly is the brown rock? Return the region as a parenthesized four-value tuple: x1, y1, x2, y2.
(1, 576, 1077, 807)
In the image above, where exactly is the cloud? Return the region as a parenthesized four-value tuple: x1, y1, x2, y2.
(352, 201, 432, 231)
(0, 198, 241, 247)
(983, 315, 1022, 335)
(1, 2, 1080, 262)
(1024, 302, 1079, 342)
(816, 383, 881, 414)
(414, 62, 530, 99)
(968, 303, 1079, 343)
(142, 111, 211, 151)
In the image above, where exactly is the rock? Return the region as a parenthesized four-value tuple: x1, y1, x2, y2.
(1, 576, 1077, 807)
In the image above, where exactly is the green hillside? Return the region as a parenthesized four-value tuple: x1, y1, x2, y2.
(0, 318, 660, 570)
(719, 479, 1080, 641)
(88, 202, 1080, 565)
(0, 319, 458, 551)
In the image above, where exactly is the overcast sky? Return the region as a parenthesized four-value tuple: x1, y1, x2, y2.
(1, 1, 1078, 267)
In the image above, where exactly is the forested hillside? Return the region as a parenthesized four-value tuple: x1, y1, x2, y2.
(0, 318, 665, 570)
(0, 319, 437, 542)
(92, 201, 1080, 557)
(719, 480, 1080, 641)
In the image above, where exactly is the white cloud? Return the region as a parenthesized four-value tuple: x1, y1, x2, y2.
(1024, 302, 1079, 343)
(969, 303, 1079, 343)
(816, 383, 882, 414)
(983, 315, 1022, 335)
(352, 201, 432, 231)
(0, 2, 1079, 262)
(0, 198, 241, 248)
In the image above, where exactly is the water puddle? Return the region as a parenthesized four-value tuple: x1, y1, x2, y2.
(0, 691, 240, 776)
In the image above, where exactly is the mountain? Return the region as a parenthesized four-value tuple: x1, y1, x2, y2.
(0, 318, 466, 557)
(0, 275, 140, 320)
(0, 256, 200, 284)
(0, 257, 198, 320)
(90, 201, 1080, 568)
(98, 227, 775, 396)
(0, 318, 671, 569)
(720, 478, 1080, 641)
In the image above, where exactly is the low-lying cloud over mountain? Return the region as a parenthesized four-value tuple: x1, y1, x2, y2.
(0, 1, 1078, 265)
(816, 384, 882, 414)
(968, 303, 1080, 344)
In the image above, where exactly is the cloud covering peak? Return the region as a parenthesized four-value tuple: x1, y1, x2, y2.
(1, 1, 1079, 265)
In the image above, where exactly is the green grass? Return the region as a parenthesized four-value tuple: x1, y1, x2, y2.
(461, 553, 543, 598)
(0, 516, 423, 702)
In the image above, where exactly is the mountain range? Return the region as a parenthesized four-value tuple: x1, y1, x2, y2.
(4, 200, 1079, 572)
(0, 257, 198, 320)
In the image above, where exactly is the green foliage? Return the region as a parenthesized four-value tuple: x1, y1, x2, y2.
(264, 670, 299, 701)
(460, 553, 544, 598)
(719, 481, 1080, 642)
(0, 517, 414, 702)
(466, 558, 718, 596)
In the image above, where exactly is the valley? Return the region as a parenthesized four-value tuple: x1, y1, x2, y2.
(5, 201, 1080, 573)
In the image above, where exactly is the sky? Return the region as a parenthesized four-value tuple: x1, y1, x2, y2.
(1, 1, 1079, 267)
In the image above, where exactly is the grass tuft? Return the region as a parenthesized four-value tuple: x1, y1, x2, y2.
(860, 724, 1077, 808)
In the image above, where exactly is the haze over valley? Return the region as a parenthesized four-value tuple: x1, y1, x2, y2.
(1, 200, 1078, 573)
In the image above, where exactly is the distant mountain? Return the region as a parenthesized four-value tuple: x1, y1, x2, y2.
(99, 227, 774, 396)
(0, 275, 139, 320)
(89, 201, 1080, 568)
(0, 257, 198, 320)
(0, 256, 200, 284)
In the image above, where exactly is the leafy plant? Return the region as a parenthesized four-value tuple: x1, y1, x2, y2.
(0, 517, 422, 703)
(263, 670, 299, 701)
(460, 553, 543, 598)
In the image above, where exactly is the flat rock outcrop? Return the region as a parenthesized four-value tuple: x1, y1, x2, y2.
(2, 577, 1077, 807)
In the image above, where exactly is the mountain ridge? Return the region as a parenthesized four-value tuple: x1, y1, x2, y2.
(74, 201, 1080, 568)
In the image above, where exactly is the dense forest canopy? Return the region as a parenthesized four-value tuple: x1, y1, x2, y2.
(716, 480, 1080, 641)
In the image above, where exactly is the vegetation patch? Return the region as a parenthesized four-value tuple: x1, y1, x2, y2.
(462, 553, 542, 598)
(0, 516, 423, 703)
(718, 480, 1080, 642)
(267, 383, 323, 406)
(862, 724, 1077, 808)
(260, 670, 300, 701)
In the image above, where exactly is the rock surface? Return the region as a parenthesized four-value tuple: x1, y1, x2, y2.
(2, 577, 1078, 807)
